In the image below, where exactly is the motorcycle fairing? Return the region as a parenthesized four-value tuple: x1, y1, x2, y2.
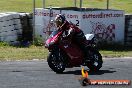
(59, 41, 84, 66)
(45, 30, 62, 48)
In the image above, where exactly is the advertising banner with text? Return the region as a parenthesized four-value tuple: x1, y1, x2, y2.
(35, 8, 124, 43)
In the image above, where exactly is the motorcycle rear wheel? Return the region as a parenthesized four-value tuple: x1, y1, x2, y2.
(47, 52, 66, 73)
(86, 50, 103, 72)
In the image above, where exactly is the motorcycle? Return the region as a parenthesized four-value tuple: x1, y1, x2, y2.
(45, 30, 103, 73)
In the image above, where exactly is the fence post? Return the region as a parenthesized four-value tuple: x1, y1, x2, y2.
(74, 0, 77, 7)
(107, 0, 109, 9)
(43, 0, 45, 8)
(33, 0, 36, 44)
(80, 0, 82, 11)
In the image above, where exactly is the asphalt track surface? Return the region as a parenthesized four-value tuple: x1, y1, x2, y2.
(0, 58, 131, 88)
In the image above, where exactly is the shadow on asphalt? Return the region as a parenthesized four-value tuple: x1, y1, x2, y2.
(62, 70, 116, 75)
(89, 70, 116, 75)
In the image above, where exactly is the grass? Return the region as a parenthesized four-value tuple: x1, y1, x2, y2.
(0, 45, 48, 61)
(0, 44, 132, 61)
(98, 42, 132, 57)
(100, 50, 132, 58)
(0, 0, 131, 13)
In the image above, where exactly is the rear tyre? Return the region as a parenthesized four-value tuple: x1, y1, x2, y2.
(47, 52, 65, 73)
(86, 50, 103, 72)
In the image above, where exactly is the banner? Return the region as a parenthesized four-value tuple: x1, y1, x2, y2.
(35, 8, 125, 43)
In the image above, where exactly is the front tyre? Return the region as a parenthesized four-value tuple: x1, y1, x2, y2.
(47, 52, 65, 73)
(87, 50, 103, 72)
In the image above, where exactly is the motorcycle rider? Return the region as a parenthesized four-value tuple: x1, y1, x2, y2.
(55, 14, 89, 60)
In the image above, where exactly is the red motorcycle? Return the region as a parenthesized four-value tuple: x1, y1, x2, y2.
(45, 30, 103, 73)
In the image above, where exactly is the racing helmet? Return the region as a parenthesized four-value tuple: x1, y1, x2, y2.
(55, 14, 66, 27)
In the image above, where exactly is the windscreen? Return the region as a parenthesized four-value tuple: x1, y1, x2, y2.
(48, 30, 59, 38)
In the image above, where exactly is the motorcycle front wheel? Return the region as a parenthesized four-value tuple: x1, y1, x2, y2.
(47, 52, 66, 73)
